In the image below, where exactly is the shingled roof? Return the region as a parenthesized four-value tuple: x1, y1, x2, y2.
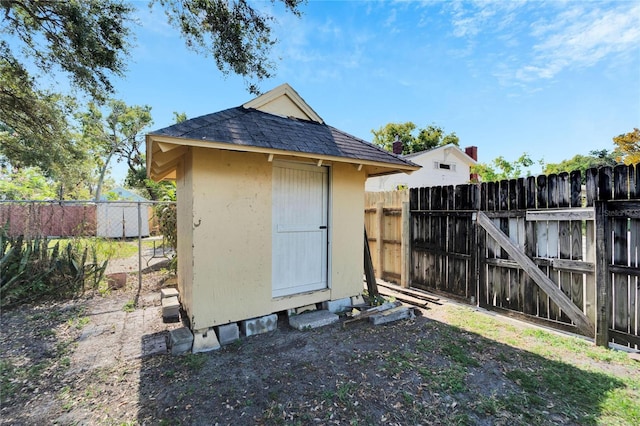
(149, 106, 416, 169)
(146, 83, 420, 180)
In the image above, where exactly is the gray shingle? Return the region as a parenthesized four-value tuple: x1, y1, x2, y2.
(149, 107, 416, 168)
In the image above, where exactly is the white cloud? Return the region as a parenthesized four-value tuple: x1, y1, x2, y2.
(529, 4, 640, 77)
(446, 1, 640, 87)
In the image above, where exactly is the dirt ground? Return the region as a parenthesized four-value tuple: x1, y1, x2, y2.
(1, 260, 639, 425)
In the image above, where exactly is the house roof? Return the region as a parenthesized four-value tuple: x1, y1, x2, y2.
(402, 144, 477, 164)
(146, 84, 419, 181)
(100, 187, 149, 202)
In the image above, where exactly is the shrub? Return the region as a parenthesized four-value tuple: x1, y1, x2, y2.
(0, 224, 107, 308)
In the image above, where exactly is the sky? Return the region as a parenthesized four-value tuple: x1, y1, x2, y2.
(108, 0, 640, 182)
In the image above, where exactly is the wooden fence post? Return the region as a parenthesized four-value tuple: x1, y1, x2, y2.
(376, 202, 384, 278)
(401, 201, 410, 288)
(595, 200, 610, 347)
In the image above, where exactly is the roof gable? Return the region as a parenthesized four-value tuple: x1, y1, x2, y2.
(403, 144, 477, 165)
(242, 83, 324, 124)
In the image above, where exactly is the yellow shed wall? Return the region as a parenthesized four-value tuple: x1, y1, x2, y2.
(182, 150, 366, 330)
(329, 163, 366, 299)
(176, 151, 194, 317)
(189, 148, 272, 329)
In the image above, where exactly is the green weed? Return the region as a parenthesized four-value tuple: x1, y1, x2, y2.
(122, 300, 136, 312)
(441, 342, 480, 367)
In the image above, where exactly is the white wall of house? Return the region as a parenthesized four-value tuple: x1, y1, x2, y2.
(365, 144, 476, 191)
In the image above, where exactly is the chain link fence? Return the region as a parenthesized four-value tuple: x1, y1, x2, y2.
(1, 200, 176, 305)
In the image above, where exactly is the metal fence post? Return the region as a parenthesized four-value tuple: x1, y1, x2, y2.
(136, 201, 143, 306)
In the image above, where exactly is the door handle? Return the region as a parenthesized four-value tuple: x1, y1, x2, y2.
(319, 226, 327, 229)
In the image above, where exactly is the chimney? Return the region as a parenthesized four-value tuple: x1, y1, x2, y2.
(464, 145, 478, 161)
(392, 135, 403, 155)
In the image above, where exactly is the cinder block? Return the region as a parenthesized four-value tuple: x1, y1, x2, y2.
(289, 310, 339, 330)
(162, 296, 180, 319)
(160, 287, 179, 299)
(192, 328, 220, 353)
(351, 295, 366, 305)
(241, 314, 278, 337)
(369, 306, 415, 326)
(322, 297, 352, 313)
(217, 323, 240, 345)
(169, 327, 193, 355)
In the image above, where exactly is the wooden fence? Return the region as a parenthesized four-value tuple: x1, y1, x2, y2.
(364, 191, 409, 286)
(0, 202, 97, 237)
(367, 164, 640, 349)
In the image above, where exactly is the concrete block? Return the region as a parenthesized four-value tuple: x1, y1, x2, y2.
(169, 327, 193, 355)
(369, 306, 415, 326)
(217, 323, 240, 345)
(160, 287, 179, 299)
(241, 314, 278, 337)
(289, 310, 339, 330)
(322, 297, 352, 313)
(162, 296, 180, 319)
(192, 328, 220, 353)
(351, 295, 365, 305)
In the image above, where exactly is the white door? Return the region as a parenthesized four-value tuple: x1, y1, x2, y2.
(272, 161, 328, 298)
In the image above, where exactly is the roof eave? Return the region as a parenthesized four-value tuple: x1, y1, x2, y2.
(146, 134, 419, 181)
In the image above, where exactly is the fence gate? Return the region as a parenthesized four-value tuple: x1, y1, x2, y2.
(405, 164, 639, 348)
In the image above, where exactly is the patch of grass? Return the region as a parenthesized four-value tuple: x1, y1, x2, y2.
(475, 392, 502, 415)
(122, 300, 136, 312)
(383, 350, 416, 375)
(336, 381, 357, 404)
(321, 389, 335, 401)
(415, 338, 436, 353)
(0, 359, 16, 395)
(505, 369, 540, 393)
(67, 315, 90, 329)
(523, 328, 632, 365)
(441, 342, 480, 367)
(50, 237, 138, 262)
(178, 353, 207, 371)
(401, 390, 414, 405)
(435, 365, 467, 393)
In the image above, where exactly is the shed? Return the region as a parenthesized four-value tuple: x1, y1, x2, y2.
(97, 187, 150, 238)
(146, 83, 419, 338)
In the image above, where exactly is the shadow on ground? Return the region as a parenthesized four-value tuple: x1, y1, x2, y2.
(135, 313, 629, 425)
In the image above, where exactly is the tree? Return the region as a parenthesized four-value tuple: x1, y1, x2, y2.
(172, 111, 188, 124)
(371, 122, 459, 155)
(125, 113, 186, 201)
(1, 0, 303, 187)
(0, 167, 56, 200)
(0, 83, 95, 199)
(1, 1, 134, 98)
(1, 0, 303, 133)
(78, 100, 153, 201)
(544, 149, 619, 182)
(471, 153, 537, 182)
(612, 128, 640, 165)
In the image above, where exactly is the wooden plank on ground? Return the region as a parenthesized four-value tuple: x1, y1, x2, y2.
(377, 286, 429, 308)
(377, 281, 441, 303)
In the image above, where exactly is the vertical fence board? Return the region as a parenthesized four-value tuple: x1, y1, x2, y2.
(559, 220, 572, 323)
